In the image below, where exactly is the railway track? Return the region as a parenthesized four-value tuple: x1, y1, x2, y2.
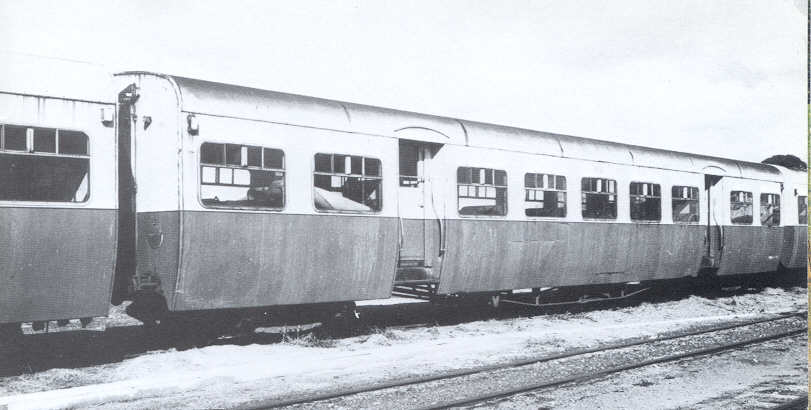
(769, 395, 809, 410)
(3, 281, 793, 378)
(238, 311, 807, 409)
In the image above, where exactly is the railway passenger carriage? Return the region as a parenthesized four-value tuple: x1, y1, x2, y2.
(113, 71, 807, 325)
(0, 56, 118, 329)
(0, 63, 806, 332)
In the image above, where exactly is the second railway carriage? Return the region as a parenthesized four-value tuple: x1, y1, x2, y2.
(773, 166, 808, 271)
(0, 55, 118, 331)
(113, 71, 807, 325)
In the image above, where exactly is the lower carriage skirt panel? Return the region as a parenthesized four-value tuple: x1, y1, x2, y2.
(0, 207, 117, 323)
(438, 221, 705, 294)
(717, 226, 783, 276)
(779, 225, 807, 270)
(151, 211, 399, 311)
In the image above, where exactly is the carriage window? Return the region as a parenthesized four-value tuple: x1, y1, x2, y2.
(457, 167, 507, 216)
(3, 125, 27, 151)
(313, 153, 382, 212)
(730, 191, 753, 224)
(524, 173, 566, 217)
(581, 177, 616, 219)
(629, 182, 661, 221)
(799, 196, 807, 225)
(0, 124, 89, 202)
(672, 186, 699, 223)
(200, 142, 285, 209)
(399, 141, 420, 187)
(759, 193, 780, 227)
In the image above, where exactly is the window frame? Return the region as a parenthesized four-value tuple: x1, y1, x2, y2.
(311, 152, 383, 214)
(0, 123, 92, 205)
(456, 166, 508, 217)
(524, 172, 567, 218)
(798, 195, 808, 225)
(581, 177, 617, 220)
(671, 185, 700, 224)
(759, 193, 780, 227)
(729, 190, 754, 225)
(628, 181, 662, 222)
(197, 141, 286, 211)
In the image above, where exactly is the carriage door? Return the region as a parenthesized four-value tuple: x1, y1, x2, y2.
(395, 140, 437, 283)
(111, 84, 139, 305)
(702, 174, 723, 269)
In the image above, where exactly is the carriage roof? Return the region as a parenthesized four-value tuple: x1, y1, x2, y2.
(1, 53, 114, 105)
(119, 72, 782, 181)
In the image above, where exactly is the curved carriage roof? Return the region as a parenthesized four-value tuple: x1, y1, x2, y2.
(1, 53, 114, 104)
(121, 72, 781, 181)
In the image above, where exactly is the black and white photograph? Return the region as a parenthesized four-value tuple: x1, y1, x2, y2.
(0, 1, 808, 409)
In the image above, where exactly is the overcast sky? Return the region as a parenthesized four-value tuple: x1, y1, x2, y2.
(0, 0, 807, 163)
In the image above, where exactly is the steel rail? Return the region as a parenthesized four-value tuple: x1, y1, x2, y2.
(769, 395, 809, 410)
(419, 326, 807, 409)
(238, 310, 805, 409)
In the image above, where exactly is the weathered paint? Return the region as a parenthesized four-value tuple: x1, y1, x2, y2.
(716, 226, 784, 276)
(437, 221, 705, 294)
(0, 71, 118, 325)
(138, 211, 398, 311)
(0, 207, 116, 322)
(115, 71, 804, 314)
(779, 225, 807, 270)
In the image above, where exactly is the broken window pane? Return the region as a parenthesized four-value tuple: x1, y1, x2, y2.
(200, 143, 285, 209)
(314, 153, 382, 212)
(0, 126, 90, 203)
(457, 166, 507, 216)
(0, 154, 89, 202)
(730, 190, 753, 224)
(524, 172, 566, 217)
(759, 193, 780, 227)
(671, 186, 699, 223)
(581, 177, 617, 219)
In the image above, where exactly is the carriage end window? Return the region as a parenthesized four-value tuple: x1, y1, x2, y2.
(457, 167, 507, 216)
(799, 196, 807, 225)
(672, 186, 699, 223)
(524, 173, 566, 217)
(629, 182, 661, 221)
(581, 177, 616, 219)
(730, 191, 753, 224)
(759, 193, 780, 227)
(200, 142, 285, 209)
(399, 141, 420, 187)
(314, 153, 382, 212)
(0, 124, 90, 203)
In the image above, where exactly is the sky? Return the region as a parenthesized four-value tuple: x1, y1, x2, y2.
(0, 0, 807, 163)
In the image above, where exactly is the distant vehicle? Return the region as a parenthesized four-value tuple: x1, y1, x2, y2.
(0, 58, 806, 337)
